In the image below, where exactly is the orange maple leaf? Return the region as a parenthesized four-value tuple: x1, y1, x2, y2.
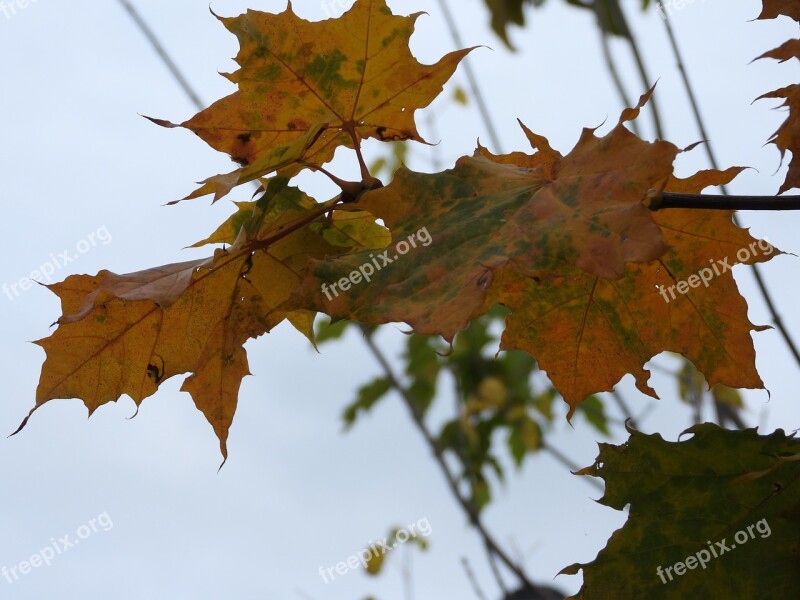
(152, 0, 472, 202)
(756, 15, 800, 193)
(18, 185, 344, 459)
(287, 93, 777, 413)
(758, 0, 800, 20)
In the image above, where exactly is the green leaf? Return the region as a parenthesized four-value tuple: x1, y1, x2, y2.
(367, 141, 409, 182)
(453, 86, 469, 105)
(483, 0, 655, 50)
(343, 377, 393, 428)
(314, 317, 351, 344)
(363, 525, 430, 577)
(533, 387, 558, 422)
(470, 475, 492, 512)
(562, 424, 800, 599)
(713, 384, 744, 408)
(483, 0, 529, 49)
(575, 394, 611, 436)
(678, 358, 706, 404)
(316, 210, 391, 251)
(507, 414, 543, 466)
(404, 334, 442, 416)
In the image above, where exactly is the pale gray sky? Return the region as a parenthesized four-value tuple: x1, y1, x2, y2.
(1, 1, 798, 599)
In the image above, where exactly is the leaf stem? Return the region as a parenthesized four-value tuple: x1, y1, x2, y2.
(300, 162, 371, 200)
(344, 123, 375, 183)
(249, 202, 341, 251)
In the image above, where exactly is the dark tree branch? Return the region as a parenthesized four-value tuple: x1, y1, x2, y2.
(652, 193, 800, 211)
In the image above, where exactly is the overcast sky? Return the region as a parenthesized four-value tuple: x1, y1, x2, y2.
(1, 1, 799, 599)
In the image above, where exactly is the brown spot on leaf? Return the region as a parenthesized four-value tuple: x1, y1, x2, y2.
(147, 363, 164, 384)
(288, 118, 308, 131)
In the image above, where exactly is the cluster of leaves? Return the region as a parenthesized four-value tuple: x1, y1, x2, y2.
(483, 0, 652, 49)
(757, 1, 800, 193)
(21, 0, 779, 462)
(320, 310, 610, 515)
(19, 1, 468, 459)
(17, 0, 800, 597)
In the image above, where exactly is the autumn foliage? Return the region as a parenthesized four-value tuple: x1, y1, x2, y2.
(15, 1, 800, 595)
(18, 0, 796, 455)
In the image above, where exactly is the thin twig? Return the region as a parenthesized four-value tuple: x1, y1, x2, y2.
(625, 41, 664, 140)
(578, 399, 628, 427)
(609, 390, 637, 430)
(461, 557, 490, 600)
(647, 361, 679, 378)
(403, 544, 413, 600)
(359, 326, 541, 593)
(633, 403, 657, 427)
(541, 441, 604, 494)
(486, 547, 509, 596)
(745, 266, 800, 368)
(116, 0, 204, 111)
(598, 29, 641, 137)
(613, 3, 665, 139)
(655, 0, 725, 190)
(714, 398, 748, 430)
(436, 0, 504, 153)
(250, 203, 345, 251)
